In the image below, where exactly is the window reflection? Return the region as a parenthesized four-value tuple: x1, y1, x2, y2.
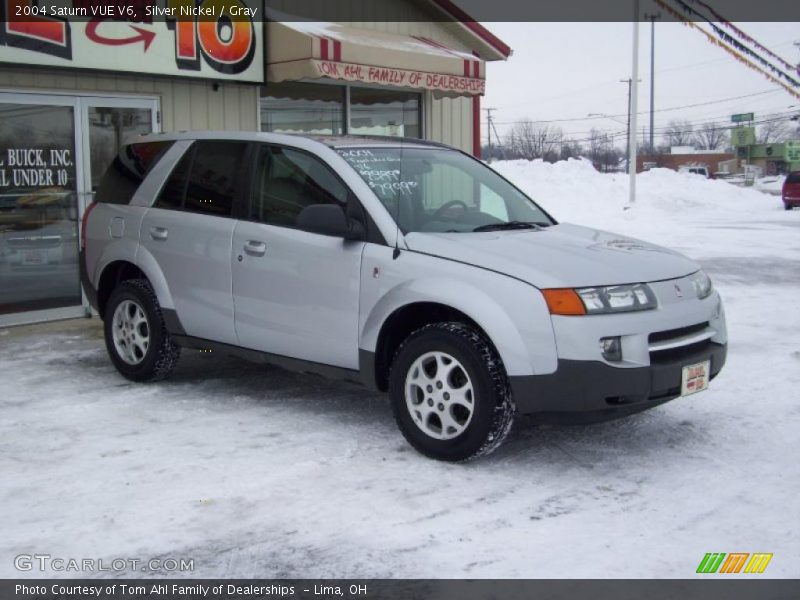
(261, 82, 345, 135)
(0, 103, 80, 314)
(349, 87, 420, 138)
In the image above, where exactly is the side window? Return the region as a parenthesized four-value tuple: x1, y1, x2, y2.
(251, 145, 348, 227)
(184, 141, 248, 217)
(154, 146, 193, 210)
(96, 140, 174, 205)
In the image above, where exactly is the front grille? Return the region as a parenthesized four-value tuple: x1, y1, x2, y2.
(649, 322, 708, 344)
(650, 339, 713, 365)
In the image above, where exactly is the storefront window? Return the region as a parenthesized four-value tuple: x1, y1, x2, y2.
(260, 83, 422, 139)
(260, 82, 345, 135)
(0, 103, 80, 314)
(349, 87, 421, 138)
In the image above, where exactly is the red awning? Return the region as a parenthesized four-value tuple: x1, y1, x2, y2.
(267, 21, 485, 97)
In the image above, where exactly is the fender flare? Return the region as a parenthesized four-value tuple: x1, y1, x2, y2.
(95, 242, 175, 311)
(361, 277, 547, 377)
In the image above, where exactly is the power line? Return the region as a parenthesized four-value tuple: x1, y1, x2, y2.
(482, 111, 798, 147)
(489, 89, 785, 126)
(484, 111, 797, 135)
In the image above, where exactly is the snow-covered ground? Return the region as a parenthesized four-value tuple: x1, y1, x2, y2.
(1, 160, 798, 579)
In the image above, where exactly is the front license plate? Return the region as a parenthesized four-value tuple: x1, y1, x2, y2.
(23, 250, 46, 265)
(681, 360, 710, 396)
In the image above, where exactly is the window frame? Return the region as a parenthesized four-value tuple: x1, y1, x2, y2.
(259, 81, 424, 140)
(242, 142, 386, 245)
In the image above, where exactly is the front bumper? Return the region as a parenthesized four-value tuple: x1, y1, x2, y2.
(510, 341, 726, 423)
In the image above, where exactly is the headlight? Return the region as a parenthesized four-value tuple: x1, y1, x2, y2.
(576, 283, 657, 314)
(543, 283, 657, 315)
(688, 269, 713, 299)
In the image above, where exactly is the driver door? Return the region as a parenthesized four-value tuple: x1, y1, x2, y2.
(231, 144, 364, 368)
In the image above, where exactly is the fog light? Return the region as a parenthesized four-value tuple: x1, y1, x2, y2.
(600, 336, 622, 361)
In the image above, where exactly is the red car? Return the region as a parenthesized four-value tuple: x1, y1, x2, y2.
(783, 171, 800, 210)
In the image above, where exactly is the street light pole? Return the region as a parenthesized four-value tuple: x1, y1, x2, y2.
(646, 13, 660, 150)
(620, 78, 632, 174)
(629, 0, 640, 205)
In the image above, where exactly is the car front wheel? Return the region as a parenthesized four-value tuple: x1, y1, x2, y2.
(389, 322, 515, 461)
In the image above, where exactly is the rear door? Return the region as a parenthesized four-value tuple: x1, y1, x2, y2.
(231, 144, 364, 368)
(139, 140, 248, 345)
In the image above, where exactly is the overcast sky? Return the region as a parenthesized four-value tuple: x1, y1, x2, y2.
(481, 22, 799, 147)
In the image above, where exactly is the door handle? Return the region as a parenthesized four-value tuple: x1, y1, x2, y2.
(243, 240, 266, 257)
(149, 227, 168, 241)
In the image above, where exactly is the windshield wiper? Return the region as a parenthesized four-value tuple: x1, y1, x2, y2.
(472, 221, 549, 232)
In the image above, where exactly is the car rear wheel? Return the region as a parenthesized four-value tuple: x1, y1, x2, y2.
(104, 279, 180, 382)
(389, 322, 515, 461)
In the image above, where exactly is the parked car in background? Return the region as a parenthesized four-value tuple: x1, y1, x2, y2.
(782, 171, 800, 210)
(82, 132, 728, 461)
(678, 165, 710, 178)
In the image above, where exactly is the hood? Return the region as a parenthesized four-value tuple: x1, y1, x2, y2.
(404, 223, 699, 289)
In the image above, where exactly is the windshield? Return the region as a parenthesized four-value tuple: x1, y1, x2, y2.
(337, 146, 555, 233)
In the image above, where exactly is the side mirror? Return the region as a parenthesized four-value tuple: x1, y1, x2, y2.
(296, 204, 365, 241)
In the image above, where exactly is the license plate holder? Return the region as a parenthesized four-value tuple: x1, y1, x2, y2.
(23, 249, 46, 265)
(681, 360, 710, 396)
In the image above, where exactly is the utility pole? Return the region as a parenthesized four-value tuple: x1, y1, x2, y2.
(621, 78, 632, 174)
(629, 0, 640, 206)
(483, 107, 496, 163)
(645, 12, 661, 151)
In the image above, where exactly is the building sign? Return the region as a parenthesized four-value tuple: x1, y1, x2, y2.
(731, 112, 754, 123)
(731, 127, 755, 147)
(786, 140, 800, 162)
(312, 60, 485, 96)
(0, 0, 263, 82)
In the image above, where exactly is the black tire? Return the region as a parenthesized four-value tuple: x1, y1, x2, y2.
(389, 322, 515, 461)
(104, 278, 180, 382)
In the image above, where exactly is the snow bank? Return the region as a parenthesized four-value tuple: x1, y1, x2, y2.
(492, 158, 790, 259)
(494, 158, 769, 217)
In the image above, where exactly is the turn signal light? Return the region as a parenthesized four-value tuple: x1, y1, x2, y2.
(542, 289, 587, 316)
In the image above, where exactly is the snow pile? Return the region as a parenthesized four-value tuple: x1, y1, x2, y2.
(492, 158, 791, 259)
(755, 175, 785, 195)
(494, 158, 769, 217)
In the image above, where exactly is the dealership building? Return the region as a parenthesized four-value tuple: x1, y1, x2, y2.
(0, 0, 510, 326)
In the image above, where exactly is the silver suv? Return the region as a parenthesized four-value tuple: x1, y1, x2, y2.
(81, 132, 727, 461)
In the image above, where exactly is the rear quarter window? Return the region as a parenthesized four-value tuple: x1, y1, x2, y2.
(786, 172, 800, 184)
(95, 140, 174, 205)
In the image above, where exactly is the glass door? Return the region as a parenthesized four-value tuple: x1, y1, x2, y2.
(0, 94, 81, 321)
(0, 93, 158, 326)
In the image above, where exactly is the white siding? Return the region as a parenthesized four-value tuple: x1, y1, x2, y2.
(0, 67, 259, 132)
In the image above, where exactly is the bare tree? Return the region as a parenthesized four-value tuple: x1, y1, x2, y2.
(757, 119, 792, 144)
(694, 122, 729, 150)
(586, 129, 622, 172)
(663, 119, 695, 147)
(506, 120, 563, 160)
